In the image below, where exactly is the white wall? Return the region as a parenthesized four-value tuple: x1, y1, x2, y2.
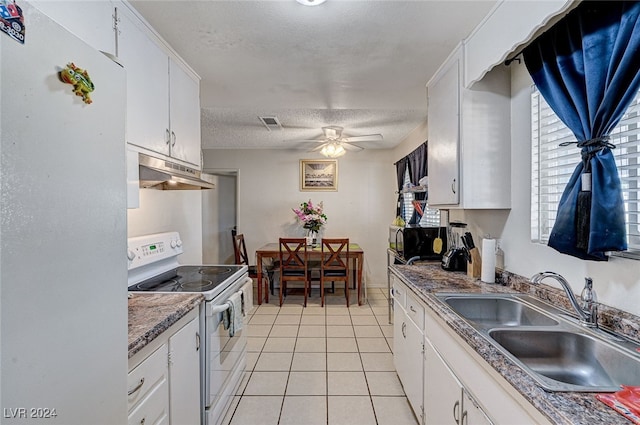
(203, 148, 397, 287)
(127, 189, 204, 264)
(392, 120, 428, 163)
(447, 62, 640, 317)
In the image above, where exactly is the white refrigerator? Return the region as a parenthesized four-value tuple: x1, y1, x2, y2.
(1, 3, 127, 423)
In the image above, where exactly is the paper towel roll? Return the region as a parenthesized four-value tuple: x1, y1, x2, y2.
(481, 238, 496, 283)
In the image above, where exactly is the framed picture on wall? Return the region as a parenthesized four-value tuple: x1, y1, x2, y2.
(300, 159, 338, 191)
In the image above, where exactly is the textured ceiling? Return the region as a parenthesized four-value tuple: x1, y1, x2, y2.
(130, 0, 497, 151)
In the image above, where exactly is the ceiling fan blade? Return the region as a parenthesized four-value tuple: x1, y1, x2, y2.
(342, 134, 383, 142)
(309, 144, 327, 152)
(342, 143, 364, 151)
(283, 139, 326, 143)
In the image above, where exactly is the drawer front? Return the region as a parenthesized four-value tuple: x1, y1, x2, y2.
(128, 343, 168, 411)
(406, 291, 425, 330)
(392, 282, 406, 309)
(127, 377, 169, 425)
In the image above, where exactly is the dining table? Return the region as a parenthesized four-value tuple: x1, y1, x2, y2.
(255, 242, 365, 306)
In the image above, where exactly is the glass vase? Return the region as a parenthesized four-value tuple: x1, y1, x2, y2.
(306, 229, 318, 247)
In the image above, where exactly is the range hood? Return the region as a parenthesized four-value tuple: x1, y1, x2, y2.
(138, 153, 215, 190)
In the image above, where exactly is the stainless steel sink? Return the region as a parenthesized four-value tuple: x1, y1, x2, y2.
(489, 329, 640, 392)
(442, 295, 559, 327)
(434, 293, 640, 391)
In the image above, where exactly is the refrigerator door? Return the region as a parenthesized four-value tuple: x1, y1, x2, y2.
(1, 3, 127, 424)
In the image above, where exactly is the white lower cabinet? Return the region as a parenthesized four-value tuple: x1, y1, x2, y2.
(128, 308, 200, 425)
(128, 343, 170, 425)
(393, 277, 425, 423)
(424, 340, 492, 425)
(391, 274, 552, 425)
(168, 317, 201, 425)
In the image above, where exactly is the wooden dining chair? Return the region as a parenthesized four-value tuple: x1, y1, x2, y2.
(233, 232, 274, 303)
(278, 238, 311, 307)
(320, 238, 350, 307)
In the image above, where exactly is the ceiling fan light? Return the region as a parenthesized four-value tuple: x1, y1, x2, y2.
(320, 142, 345, 158)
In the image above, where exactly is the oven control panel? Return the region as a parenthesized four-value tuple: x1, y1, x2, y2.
(127, 231, 183, 271)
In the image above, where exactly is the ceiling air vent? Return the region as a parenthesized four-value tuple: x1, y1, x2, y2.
(258, 116, 282, 131)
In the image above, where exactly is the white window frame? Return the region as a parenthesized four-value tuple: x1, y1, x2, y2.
(531, 86, 640, 259)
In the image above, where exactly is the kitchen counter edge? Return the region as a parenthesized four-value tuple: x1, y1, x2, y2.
(128, 293, 204, 359)
(390, 264, 632, 425)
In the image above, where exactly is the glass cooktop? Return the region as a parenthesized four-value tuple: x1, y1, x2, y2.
(128, 265, 245, 293)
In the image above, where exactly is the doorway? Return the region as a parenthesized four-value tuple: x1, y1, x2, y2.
(202, 169, 238, 264)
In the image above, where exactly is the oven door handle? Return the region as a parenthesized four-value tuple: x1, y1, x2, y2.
(207, 302, 231, 316)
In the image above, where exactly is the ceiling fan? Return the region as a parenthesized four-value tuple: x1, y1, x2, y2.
(287, 126, 383, 158)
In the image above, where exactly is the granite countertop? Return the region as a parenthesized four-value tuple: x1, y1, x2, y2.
(390, 264, 638, 425)
(128, 293, 203, 358)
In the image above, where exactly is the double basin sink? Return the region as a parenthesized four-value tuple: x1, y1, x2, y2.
(435, 293, 640, 392)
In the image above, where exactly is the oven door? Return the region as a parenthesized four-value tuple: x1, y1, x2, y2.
(203, 275, 251, 425)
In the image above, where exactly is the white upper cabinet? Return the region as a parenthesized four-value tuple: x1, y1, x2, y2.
(30, 1, 118, 55)
(426, 50, 461, 206)
(169, 59, 202, 166)
(427, 44, 511, 209)
(118, 5, 170, 158)
(117, 3, 202, 169)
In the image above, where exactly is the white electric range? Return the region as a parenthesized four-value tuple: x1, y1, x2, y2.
(127, 232, 251, 425)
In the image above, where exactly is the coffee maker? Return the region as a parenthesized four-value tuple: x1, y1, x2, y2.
(441, 222, 468, 272)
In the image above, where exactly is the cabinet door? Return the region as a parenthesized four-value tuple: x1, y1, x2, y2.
(168, 317, 201, 425)
(424, 341, 462, 425)
(30, 1, 116, 54)
(461, 389, 494, 425)
(403, 316, 424, 419)
(118, 5, 170, 156)
(427, 54, 460, 206)
(169, 59, 202, 167)
(393, 298, 407, 381)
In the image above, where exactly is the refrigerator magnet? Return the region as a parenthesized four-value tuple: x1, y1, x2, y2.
(0, 0, 25, 44)
(59, 62, 95, 104)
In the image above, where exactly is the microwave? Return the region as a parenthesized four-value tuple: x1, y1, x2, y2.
(389, 225, 447, 262)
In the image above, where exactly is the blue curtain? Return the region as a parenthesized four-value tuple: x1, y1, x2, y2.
(523, 1, 640, 261)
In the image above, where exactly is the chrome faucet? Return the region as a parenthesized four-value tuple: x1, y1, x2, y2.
(530, 272, 598, 328)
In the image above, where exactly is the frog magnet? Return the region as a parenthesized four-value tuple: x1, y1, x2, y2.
(59, 62, 94, 104)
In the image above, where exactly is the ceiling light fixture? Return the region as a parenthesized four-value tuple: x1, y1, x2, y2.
(296, 0, 327, 6)
(320, 141, 346, 158)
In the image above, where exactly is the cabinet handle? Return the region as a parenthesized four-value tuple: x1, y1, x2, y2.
(409, 305, 417, 314)
(401, 322, 407, 339)
(140, 418, 145, 425)
(453, 400, 460, 424)
(451, 178, 457, 194)
(128, 377, 145, 396)
(461, 410, 468, 425)
(171, 131, 176, 147)
(196, 332, 201, 351)
(165, 128, 171, 145)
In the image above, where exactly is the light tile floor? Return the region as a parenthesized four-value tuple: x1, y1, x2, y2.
(222, 287, 420, 425)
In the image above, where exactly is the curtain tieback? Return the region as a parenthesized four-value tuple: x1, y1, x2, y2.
(559, 136, 616, 149)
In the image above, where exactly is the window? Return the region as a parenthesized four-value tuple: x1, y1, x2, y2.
(531, 87, 640, 254)
(401, 166, 440, 227)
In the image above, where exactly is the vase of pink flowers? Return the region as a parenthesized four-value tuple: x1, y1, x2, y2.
(293, 199, 327, 246)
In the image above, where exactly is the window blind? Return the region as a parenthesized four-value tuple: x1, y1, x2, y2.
(401, 167, 440, 227)
(531, 87, 640, 254)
